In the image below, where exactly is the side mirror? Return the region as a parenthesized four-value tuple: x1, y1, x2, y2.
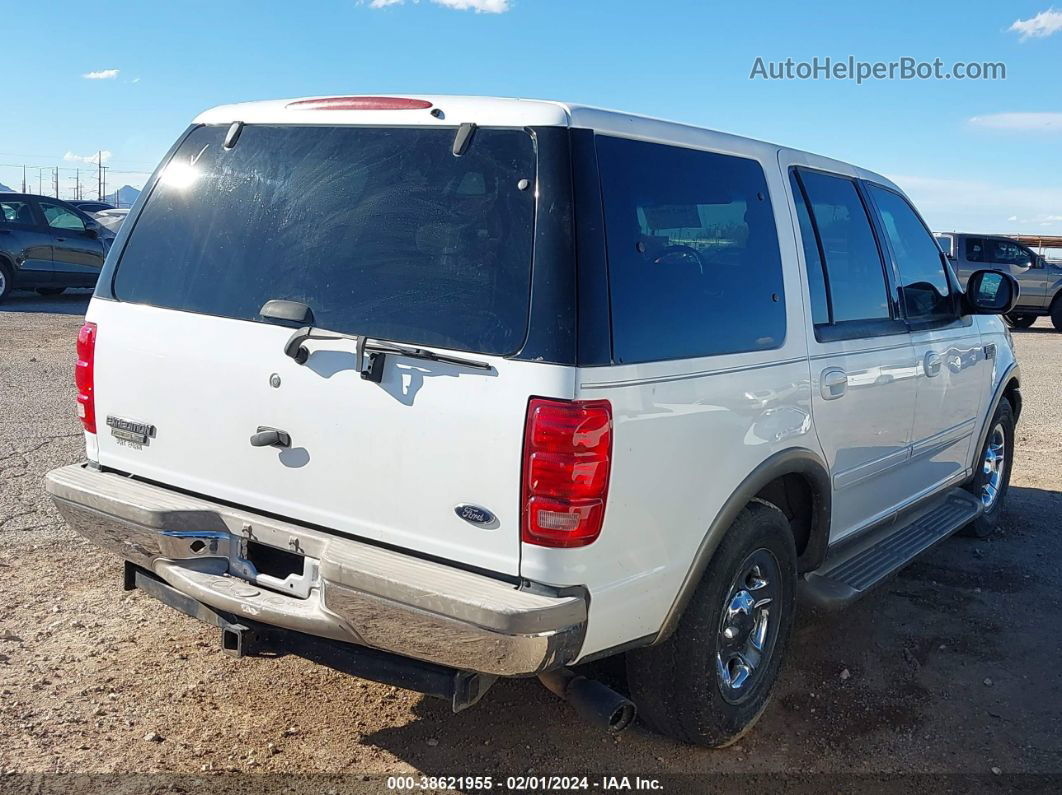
(84, 220, 100, 239)
(963, 269, 1019, 315)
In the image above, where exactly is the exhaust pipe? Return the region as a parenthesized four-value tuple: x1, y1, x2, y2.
(538, 669, 636, 734)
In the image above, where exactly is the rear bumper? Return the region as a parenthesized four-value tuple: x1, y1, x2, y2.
(45, 463, 586, 677)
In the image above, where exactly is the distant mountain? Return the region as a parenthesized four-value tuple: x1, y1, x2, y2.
(110, 185, 141, 208)
(0, 182, 13, 192)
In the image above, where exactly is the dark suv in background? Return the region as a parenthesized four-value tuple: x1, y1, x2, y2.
(0, 193, 113, 302)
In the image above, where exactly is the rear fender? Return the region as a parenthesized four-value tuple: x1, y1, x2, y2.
(651, 447, 831, 645)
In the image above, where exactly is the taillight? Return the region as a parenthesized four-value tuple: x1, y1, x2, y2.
(521, 398, 612, 548)
(75, 322, 97, 433)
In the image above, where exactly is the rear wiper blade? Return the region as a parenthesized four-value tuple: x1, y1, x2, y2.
(364, 340, 492, 371)
(283, 326, 491, 382)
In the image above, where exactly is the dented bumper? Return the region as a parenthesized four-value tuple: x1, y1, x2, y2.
(45, 463, 586, 677)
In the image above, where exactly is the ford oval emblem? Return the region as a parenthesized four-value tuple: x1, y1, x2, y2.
(455, 504, 497, 527)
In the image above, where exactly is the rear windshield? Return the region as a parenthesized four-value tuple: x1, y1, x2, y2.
(113, 125, 537, 355)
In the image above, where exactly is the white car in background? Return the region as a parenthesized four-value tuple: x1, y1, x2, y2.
(92, 207, 129, 233)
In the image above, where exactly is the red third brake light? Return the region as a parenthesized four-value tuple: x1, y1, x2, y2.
(522, 398, 613, 548)
(75, 322, 97, 433)
(285, 96, 433, 111)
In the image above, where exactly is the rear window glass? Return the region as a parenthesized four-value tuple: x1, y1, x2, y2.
(113, 125, 537, 355)
(596, 136, 785, 364)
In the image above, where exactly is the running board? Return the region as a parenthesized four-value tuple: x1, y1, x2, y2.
(800, 488, 982, 610)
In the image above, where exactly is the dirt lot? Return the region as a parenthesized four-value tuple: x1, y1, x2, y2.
(1, 290, 1060, 791)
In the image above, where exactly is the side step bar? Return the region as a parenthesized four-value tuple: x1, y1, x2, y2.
(123, 562, 497, 712)
(800, 488, 982, 610)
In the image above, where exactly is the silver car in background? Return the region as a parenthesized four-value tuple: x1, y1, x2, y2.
(936, 232, 1062, 330)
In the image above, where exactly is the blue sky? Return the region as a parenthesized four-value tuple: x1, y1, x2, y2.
(2, 0, 1059, 238)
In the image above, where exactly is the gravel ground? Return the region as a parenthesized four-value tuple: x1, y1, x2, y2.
(1, 291, 1060, 791)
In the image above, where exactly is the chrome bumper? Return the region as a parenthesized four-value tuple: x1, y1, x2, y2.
(45, 464, 586, 676)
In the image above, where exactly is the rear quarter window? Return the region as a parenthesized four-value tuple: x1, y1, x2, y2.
(596, 136, 785, 364)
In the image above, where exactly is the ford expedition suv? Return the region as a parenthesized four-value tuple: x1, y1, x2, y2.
(46, 96, 1022, 746)
(935, 232, 1062, 331)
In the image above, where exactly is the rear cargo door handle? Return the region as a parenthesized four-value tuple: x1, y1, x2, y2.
(820, 368, 847, 400)
(250, 427, 290, 448)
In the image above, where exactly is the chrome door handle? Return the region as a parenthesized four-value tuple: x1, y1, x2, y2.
(820, 368, 847, 400)
(924, 351, 943, 377)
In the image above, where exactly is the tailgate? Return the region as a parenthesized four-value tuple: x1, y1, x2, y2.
(89, 300, 572, 575)
(84, 119, 571, 576)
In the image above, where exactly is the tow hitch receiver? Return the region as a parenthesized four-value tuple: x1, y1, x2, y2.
(123, 561, 496, 712)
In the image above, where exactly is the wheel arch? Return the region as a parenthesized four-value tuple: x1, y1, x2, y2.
(973, 363, 1021, 473)
(650, 447, 832, 645)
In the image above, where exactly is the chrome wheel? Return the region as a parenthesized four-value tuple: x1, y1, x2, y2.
(715, 548, 780, 704)
(980, 423, 1006, 510)
(0, 270, 6, 294)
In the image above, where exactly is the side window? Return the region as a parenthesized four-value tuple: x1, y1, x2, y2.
(987, 239, 1033, 268)
(0, 200, 34, 225)
(867, 184, 954, 323)
(38, 201, 86, 232)
(966, 237, 986, 262)
(790, 173, 829, 325)
(597, 136, 785, 363)
(795, 169, 891, 324)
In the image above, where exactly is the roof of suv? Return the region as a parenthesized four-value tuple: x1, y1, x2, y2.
(193, 94, 898, 193)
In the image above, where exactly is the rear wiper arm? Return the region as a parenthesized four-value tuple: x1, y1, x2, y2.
(364, 341, 492, 371)
(283, 327, 491, 382)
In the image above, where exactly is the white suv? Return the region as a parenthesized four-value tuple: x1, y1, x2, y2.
(46, 95, 1022, 746)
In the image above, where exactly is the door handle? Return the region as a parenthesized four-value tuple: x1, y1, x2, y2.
(820, 368, 847, 400)
(924, 351, 943, 377)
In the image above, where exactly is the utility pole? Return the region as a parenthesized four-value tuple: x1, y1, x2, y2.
(54, 167, 59, 198)
(22, 165, 26, 193)
(97, 151, 103, 200)
(38, 167, 43, 195)
(102, 166, 108, 206)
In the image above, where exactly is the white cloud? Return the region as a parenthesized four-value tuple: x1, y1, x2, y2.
(968, 112, 1062, 131)
(83, 68, 120, 80)
(888, 173, 1062, 235)
(1009, 8, 1062, 40)
(432, 0, 509, 10)
(64, 150, 112, 165)
(365, 0, 510, 12)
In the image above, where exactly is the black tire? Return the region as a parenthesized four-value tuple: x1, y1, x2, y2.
(35, 287, 66, 297)
(0, 259, 12, 302)
(1005, 314, 1036, 329)
(1051, 296, 1062, 332)
(963, 398, 1014, 538)
(626, 499, 797, 747)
